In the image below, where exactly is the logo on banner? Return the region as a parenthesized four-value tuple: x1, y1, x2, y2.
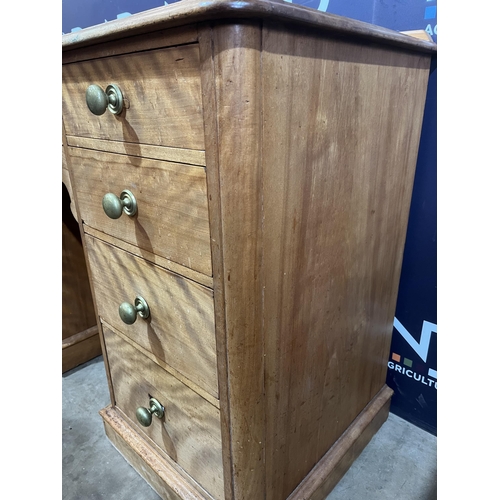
(388, 317, 437, 389)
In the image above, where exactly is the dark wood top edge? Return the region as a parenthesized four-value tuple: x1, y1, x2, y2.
(62, 0, 437, 54)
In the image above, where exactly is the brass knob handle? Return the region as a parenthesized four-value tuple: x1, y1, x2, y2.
(86, 84, 124, 115)
(136, 397, 164, 427)
(102, 189, 137, 219)
(119, 296, 150, 325)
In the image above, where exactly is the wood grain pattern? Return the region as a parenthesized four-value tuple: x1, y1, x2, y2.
(62, 182, 96, 343)
(62, 326, 101, 373)
(197, 24, 234, 500)
(212, 22, 265, 500)
(288, 385, 393, 500)
(261, 25, 430, 498)
(101, 405, 213, 500)
(63, 119, 117, 406)
(62, 325, 99, 350)
(103, 327, 224, 499)
(86, 235, 218, 398)
(63, 25, 198, 64)
(84, 226, 213, 289)
(66, 136, 206, 166)
(62, 43, 205, 150)
(62, 0, 436, 55)
(69, 147, 212, 277)
(102, 320, 220, 409)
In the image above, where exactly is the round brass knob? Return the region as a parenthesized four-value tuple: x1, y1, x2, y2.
(136, 397, 164, 427)
(102, 189, 137, 219)
(86, 83, 124, 115)
(135, 407, 153, 427)
(119, 296, 150, 325)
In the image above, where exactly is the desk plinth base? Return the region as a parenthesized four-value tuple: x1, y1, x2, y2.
(99, 406, 212, 500)
(100, 385, 392, 500)
(289, 385, 393, 500)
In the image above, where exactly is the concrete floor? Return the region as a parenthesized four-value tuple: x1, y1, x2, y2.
(63, 356, 437, 499)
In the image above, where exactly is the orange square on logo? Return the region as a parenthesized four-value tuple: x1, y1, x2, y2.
(392, 353, 401, 362)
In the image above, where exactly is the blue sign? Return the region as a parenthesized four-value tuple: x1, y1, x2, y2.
(387, 57, 437, 435)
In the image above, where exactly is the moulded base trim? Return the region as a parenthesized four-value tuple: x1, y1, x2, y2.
(287, 385, 394, 500)
(100, 405, 214, 500)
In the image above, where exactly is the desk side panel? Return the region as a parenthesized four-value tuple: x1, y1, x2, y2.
(261, 22, 431, 499)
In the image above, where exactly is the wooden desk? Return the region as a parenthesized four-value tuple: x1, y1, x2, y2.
(62, 1, 436, 498)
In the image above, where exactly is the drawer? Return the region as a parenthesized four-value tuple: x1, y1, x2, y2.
(69, 147, 212, 277)
(86, 235, 218, 398)
(62, 44, 205, 150)
(103, 326, 224, 500)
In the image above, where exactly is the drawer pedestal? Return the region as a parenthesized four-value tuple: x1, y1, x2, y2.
(62, 2, 435, 499)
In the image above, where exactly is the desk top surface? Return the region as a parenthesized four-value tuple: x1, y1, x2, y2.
(62, 0, 437, 54)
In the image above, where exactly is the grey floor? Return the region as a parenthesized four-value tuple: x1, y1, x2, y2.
(63, 356, 436, 500)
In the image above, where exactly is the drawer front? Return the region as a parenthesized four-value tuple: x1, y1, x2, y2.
(86, 235, 218, 398)
(62, 44, 205, 150)
(103, 326, 224, 500)
(69, 147, 212, 277)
